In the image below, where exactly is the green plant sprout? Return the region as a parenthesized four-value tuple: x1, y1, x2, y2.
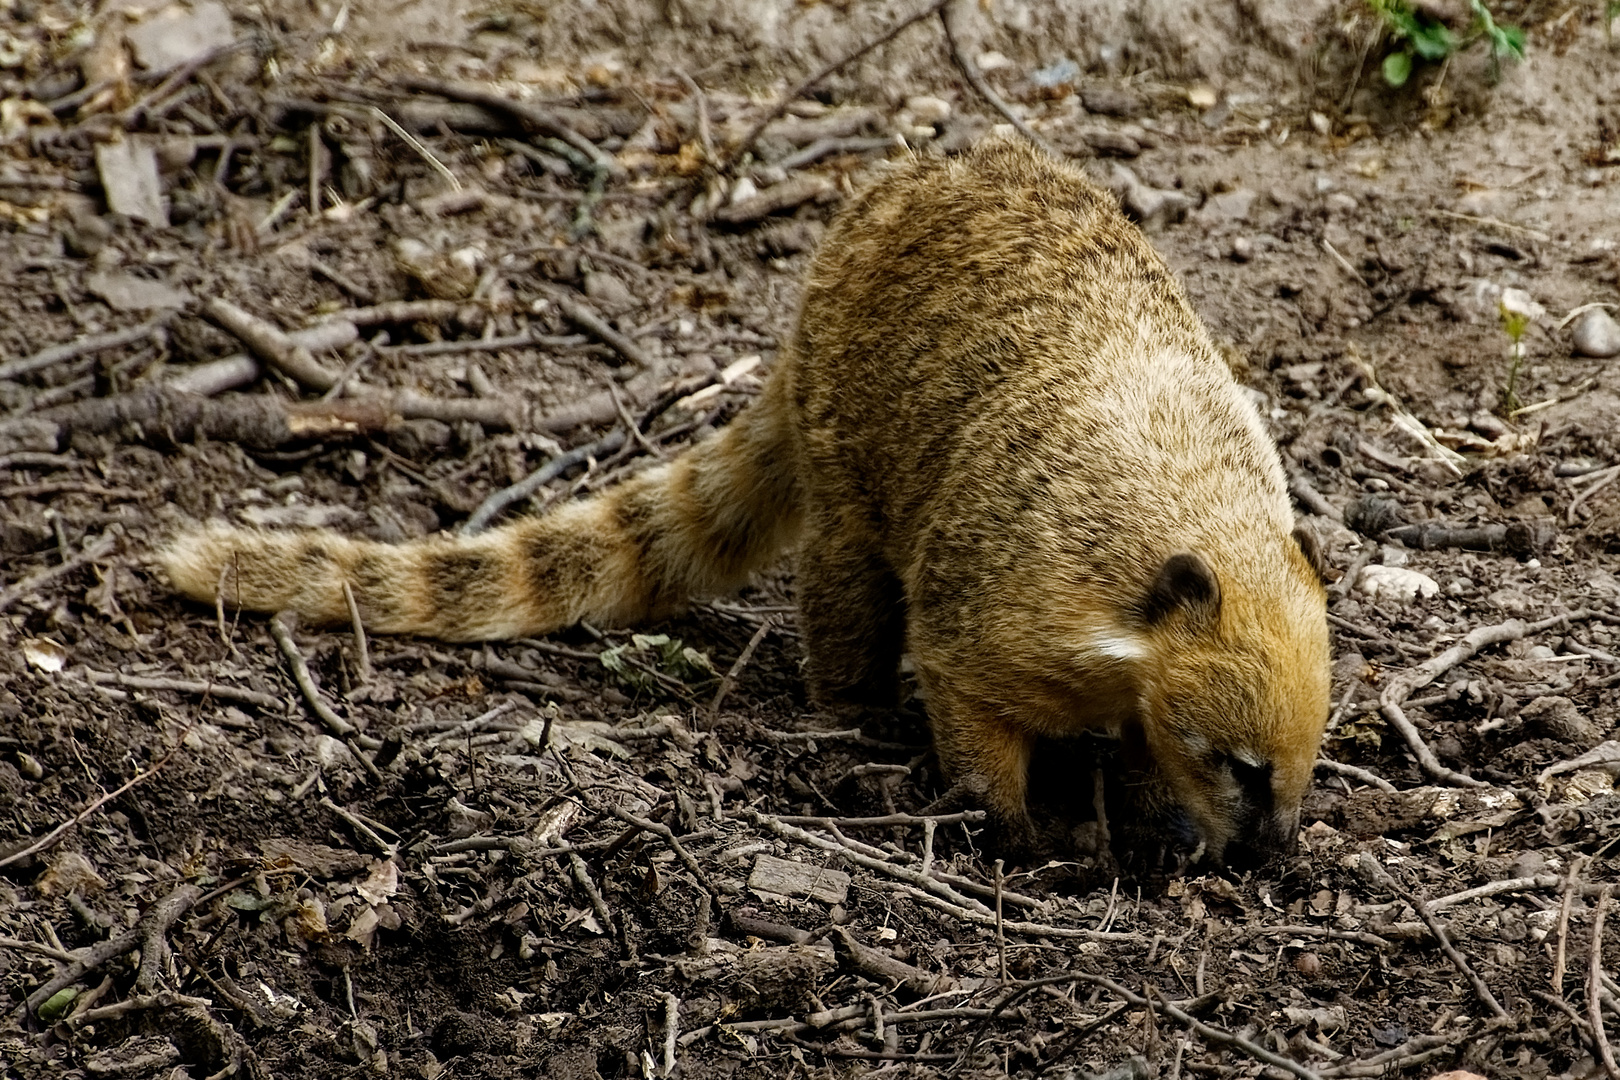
(1497, 288, 1544, 414)
(1366, 0, 1526, 87)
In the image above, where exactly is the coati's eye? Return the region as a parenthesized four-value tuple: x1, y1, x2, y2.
(1218, 752, 1274, 806)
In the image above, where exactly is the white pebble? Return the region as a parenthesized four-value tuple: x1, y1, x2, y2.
(905, 95, 952, 125)
(1356, 565, 1440, 605)
(1571, 308, 1620, 358)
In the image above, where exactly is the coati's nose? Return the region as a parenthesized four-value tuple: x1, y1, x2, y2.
(1221, 810, 1299, 870)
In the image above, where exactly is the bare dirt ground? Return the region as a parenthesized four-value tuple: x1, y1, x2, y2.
(2, 1, 1619, 1077)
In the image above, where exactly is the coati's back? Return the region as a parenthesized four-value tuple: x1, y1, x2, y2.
(786, 141, 1330, 863)
(163, 139, 1329, 866)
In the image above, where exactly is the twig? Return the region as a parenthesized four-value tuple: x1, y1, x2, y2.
(941, 0, 1060, 157)
(461, 428, 628, 535)
(728, 0, 946, 166)
(203, 298, 341, 391)
(1431, 207, 1551, 242)
(1289, 473, 1343, 522)
(569, 853, 617, 938)
(319, 796, 396, 855)
(553, 294, 653, 367)
(341, 581, 373, 685)
(0, 937, 79, 963)
(21, 881, 201, 1017)
(1592, 887, 1620, 1080)
(0, 532, 117, 615)
(1556, 857, 1589, 991)
(1357, 854, 1507, 1019)
(660, 991, 680, 1077)
(706, 616, 775, 725)
(79, 670, 282, 710)
(370, 105, 460, 190)
(1315, 757, 1397, 793)
(1327, 545, 1375, 600)
(600, 804, 719, 904)
(993, 859, 1008, 985)
(675, 71, 713, 167)
(134, 884, 204, 992)
(268, 612, 384, 782)
(775, 810, 986, 829)
(1321, 239, 1368, 287)
(1379, 610, 1590, 786)
(0, 314, 176, 382)
(778, 136, 896, 171)
(394, 75, 622, 176)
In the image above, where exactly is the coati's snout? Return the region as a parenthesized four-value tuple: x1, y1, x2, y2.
(1126, 542, 1330, 868)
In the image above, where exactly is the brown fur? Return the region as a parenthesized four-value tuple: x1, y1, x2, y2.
(161, 140, 1330, 864)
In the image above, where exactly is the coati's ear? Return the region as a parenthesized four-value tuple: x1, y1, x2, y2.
(1291, 523, 1327, 582)
(1142, 551, 1221, 625)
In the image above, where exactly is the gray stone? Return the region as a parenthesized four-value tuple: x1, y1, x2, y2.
(1571, 308, 1620, 358)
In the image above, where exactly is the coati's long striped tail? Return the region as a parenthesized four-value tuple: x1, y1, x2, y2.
(160, 374, 802, 641)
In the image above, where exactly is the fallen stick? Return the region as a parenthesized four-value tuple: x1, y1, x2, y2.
(268, 612, 384, 782)
(553, 294, 652, 367)
(1357, 853, 1508, 1019)
(19, 882, 201, 1019)
(0, 313, 175, 382)
(1593, 887, 1620, 1080)
(940, 0, 1059, 157)
(729, 0, 947, 166)
(0, 532, 118, 615)
(1379, 609, 1590, 786)
(395, 75, 622, 177)
(203, 298, 344, 392)
(0, 724, 184, 873)
(80, 670, 283, 710)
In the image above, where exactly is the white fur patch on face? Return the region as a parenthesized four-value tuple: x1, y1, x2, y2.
(1087, 635, 1146, 661)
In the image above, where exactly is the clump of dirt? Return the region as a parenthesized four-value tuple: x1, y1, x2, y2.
(1, 2, 1618, 1079)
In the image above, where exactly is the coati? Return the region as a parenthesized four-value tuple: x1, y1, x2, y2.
(163, 138, 1331, 866)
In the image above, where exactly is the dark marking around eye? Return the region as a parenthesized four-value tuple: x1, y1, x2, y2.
(1222, 753, 1274, 811)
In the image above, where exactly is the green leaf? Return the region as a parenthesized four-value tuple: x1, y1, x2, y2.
(1382, 50, 1414, 86)
(1410, 23, 1456, 59)
(37, 988, 78, 1022)
(1493, 24, 1526, 59)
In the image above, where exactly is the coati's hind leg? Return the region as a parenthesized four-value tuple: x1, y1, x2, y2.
(795, 504, 906, 712)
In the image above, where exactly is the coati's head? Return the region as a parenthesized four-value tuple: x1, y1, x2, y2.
(1123, 528, 1330, 868)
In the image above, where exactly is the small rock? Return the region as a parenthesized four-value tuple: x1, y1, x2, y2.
(123, 0, 237, 73)
(95, 138, 166, 226)
(583, 270, 635, 312)
(1467, 409, 1510, 439)
(1082, 85, 1147, 118)
(1520, 696, 1601, 743)
(1230, 236, 1254, 262)
(904, 95, 951, 124)
(1571, 307, 1620, 358)
(1196, 187, 1256, 224)
(1356, 564, 1439, 604)
(1186, 84, 1218, 110)
(1324, 192, 1359, 213)
(1082, 128, 1142, 157)
(86, 270, 192, 310)
(1309, 111, 1332, 136)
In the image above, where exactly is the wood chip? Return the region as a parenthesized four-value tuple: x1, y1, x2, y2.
(748, 853, 850, 904)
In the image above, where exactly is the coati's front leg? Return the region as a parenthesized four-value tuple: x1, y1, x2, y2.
(794, 503, 906, 712)
(913, 676, 1038, 851)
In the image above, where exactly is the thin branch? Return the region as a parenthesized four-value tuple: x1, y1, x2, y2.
(1379, 610, 1590, 786)
(941, 0, 1060, 157)
(1358, 853, 1507, 1019)
(0, 314, 175, 382)
(728, 0, 947, 166)
(1592, 887, 1620, 1080)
